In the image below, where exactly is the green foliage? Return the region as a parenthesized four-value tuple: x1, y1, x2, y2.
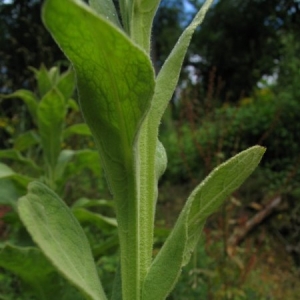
(9, 0, 265, 299)
(18, 182, 107, 300)
(189, 0, 300, 100)
(0, 65, 117, 299)
(0, 65, 102, 199)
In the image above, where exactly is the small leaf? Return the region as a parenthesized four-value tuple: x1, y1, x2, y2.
(30, 65, 54, 98)
(56, 68, 76, 101)
(13, 130, 40, 151)
(67, 98, 79, 111)
(130, 0, 161, 52)
(18, 181, 107, 300)
(0, 90, 38, 121)
(37, 88, 66, 170)
(153, 0, 214, 124)
(72, 207, 117, 229)
(89, 0, 121, 28)
(0, 244, 56, 298)
(0, 164, 32, 207)
(0, 178, 27, 207)
(92, 235, 119, 258)
(0, 162, 14, 177)
(59, 149, 101, 178)
(0, 149, 40, 171)
(72, 198, 114, 210)
(142, 146, 265, 300)
(55, 149, 102, 192)
(63, 123, 92, 139)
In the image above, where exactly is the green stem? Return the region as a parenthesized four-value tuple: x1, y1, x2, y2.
(114, 169, 140, 300)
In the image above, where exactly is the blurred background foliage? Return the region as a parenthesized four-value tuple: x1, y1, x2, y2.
(1, 0, 300, 299)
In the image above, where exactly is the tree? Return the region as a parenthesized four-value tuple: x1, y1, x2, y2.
(188, 0, 300, 101)
(0, 0, 65, 93)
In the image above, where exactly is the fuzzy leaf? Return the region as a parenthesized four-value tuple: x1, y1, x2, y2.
(153, 0, 214, 123)
(43, 0, 154, 197)
(130, 0, 161, 52)
(142, 146, 265, 300)
(18, 181, 107, 300)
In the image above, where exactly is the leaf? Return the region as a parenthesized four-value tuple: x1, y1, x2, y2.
(0, 90, 38, 121)
(0, 244, 56, 298)
(73, 207, 117, 229)
(89, 0, 121, 28)
(43, 0, 154, 196)
(59, 149, 101, 178)
(63, 123, 92, 139)
(37, 88, 66, 170)
(68, 98, 80, 111)
(153, 0, 214, 124)
(43, 3, 155, 296)
(0, 163, 14, 177)
(56, 68, 76, 101)
(13, 130, 40, 151)
(0, 149, 40, 171)
(72, 198, 114, 210)
(18, 181, 107, 300)
(53, 149, 76, 189)
(132, 1, 214, 281)
(0, 163, 32, 207)
(48, 66, 60, 83)
(0, 178, 27, 207)
(55, 149, 102, 192)
(142, 146, 265, 300)
(130, 0, 161, 53)
(92, 235, 119, 258)
(0, 244, 85, 300)
(30, 65, 54, 98)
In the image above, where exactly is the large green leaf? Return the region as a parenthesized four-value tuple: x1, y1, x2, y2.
(142, 146, 265, 300)
(18, 181, 107, 300)
(43, 0, 154, 197)
(37, 88, 66, 172)
(43, 2, 155, 297)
